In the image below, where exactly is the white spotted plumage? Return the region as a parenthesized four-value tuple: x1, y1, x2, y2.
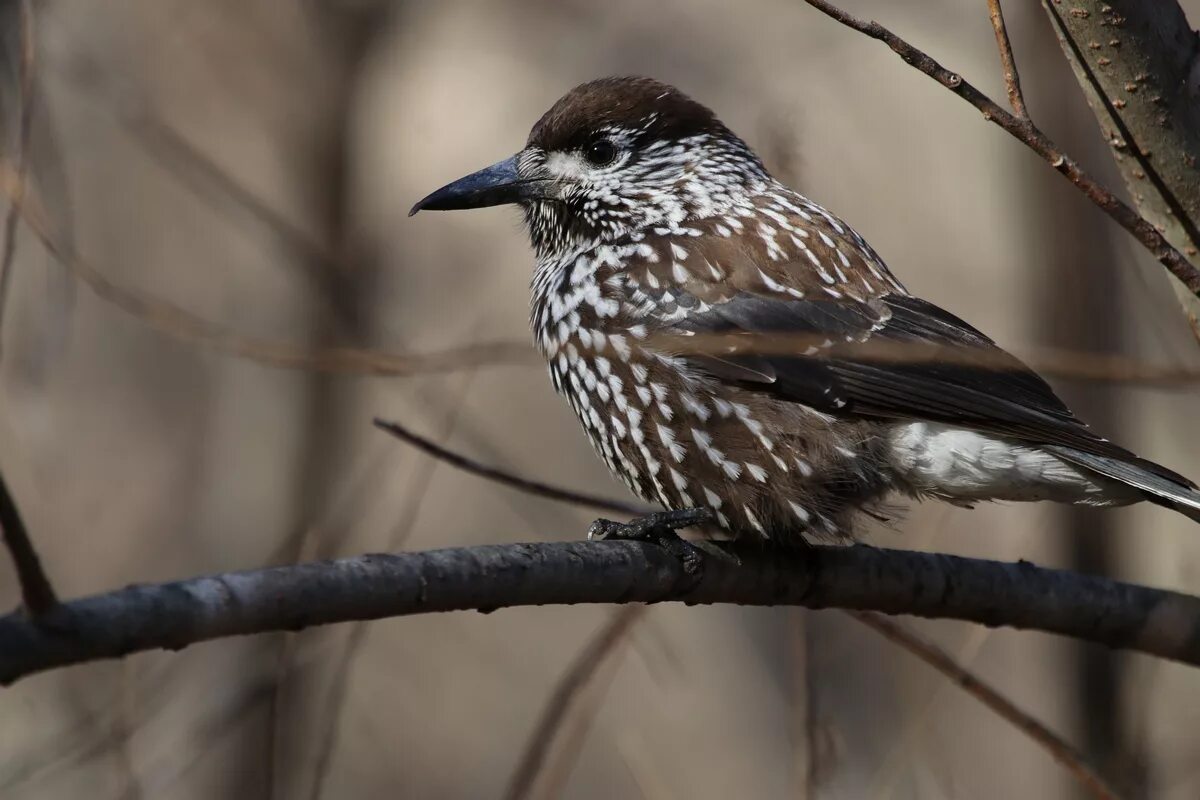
(406, 76, 1200, 542)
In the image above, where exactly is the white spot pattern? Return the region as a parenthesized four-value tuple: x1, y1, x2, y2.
(520, 88, 912, 540)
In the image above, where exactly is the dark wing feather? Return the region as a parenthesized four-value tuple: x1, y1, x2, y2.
(674, 291, 1193, 486)
(600, 190, 1193, 491)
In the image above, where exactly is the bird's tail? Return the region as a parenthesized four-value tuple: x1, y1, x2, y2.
(1046, 445, 1200, 523)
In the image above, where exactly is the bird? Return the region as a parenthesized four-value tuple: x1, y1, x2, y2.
(410, 76, 1200, 545)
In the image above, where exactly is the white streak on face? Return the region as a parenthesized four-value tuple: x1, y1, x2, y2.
(542, 151, 592, 182)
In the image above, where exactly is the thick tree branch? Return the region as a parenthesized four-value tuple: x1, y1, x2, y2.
(1039, 0, 1200, 339)
(802, 0, 1200, 298)
(378, 417, 1117, 799)
(2, 538, 1200, 685)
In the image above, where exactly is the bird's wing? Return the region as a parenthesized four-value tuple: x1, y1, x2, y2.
(674, 290, 1088, 444)
(669, 290, 1196, 489)
(612, 193, 1190, 486)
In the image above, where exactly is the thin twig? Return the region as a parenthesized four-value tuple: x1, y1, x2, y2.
(503, 605, 647, 800)
(0, 169, 531, 375)
(48, 45, 366, 330)
(852, 611, 1120, 800)
(0, 0, 35, 352)
(655, 330, 1200, 388)
(102, 69, 359, 330)
(801, 0, 1200, 297)
(986, 0, 1028, 119)
(535, 653, 631, 800)
(616, 731, 672, 800)
(124, 104, 345, 293)
(0, 467, 55, 613)
(374, 419, 1135, 796)
(869, 623, 993, 797)
(0, 43, 50, 614)
(114, 660, 144, 800)
(371, 420, 653, 800)
(1, 167, 1198, 387)
(372, 418, 646, 516)
(308, 376, 479, 800)
(792, 610, 823, 795)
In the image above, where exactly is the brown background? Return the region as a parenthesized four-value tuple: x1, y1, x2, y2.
(2, 1, 1200, 798)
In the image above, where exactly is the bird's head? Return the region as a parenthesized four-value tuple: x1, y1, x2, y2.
(410, 77, 770, 259)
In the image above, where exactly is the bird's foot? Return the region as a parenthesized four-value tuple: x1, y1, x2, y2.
(587, 508, 713, 576)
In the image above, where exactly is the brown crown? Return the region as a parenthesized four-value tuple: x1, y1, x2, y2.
(527, 77, 730, 152)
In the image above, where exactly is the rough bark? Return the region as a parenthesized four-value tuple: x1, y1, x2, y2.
(1042, 0, 1200, 338)
(2, 539, 1200, 685)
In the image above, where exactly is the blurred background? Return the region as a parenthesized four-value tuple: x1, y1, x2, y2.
(1, 1, 1199, 797)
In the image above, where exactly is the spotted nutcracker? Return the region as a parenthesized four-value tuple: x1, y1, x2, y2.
(411, 76, 1200, 545)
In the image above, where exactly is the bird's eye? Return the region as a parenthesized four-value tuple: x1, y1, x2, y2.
(584, 138, 618, 167)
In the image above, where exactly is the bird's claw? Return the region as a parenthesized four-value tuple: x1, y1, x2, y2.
(587, 508, 713, 576)
(587, 507, 712, 541)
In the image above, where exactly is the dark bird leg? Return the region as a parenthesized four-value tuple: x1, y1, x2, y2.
(587, 508, 713, 576)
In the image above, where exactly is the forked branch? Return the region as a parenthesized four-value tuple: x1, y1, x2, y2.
(801, 0, 1200, 297)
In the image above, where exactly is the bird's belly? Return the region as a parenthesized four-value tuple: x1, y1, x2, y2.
(545, 345, 890, 539)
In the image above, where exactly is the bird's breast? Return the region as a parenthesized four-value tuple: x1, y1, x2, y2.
(536, 304, 879, 539)
(529, 231, 896, 541)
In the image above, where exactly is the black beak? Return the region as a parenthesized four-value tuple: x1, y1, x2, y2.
(409, 155, 528, 216)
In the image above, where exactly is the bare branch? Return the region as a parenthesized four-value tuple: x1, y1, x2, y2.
(373, 418, 647, 516)
(503, 606, 646, 800)
(986, 0, 1028, 119)
(852, 611, 1119, 800)
(2, 537, 1200, 685)
(0, 2, 55, 613)
(0, 468, 55, 614)
(656, 330, 1200, 388)
(71, 52, 360, 331)
(308, 376, 479, 800)
(801, 0, 1200, 298)
(0, 0, 35, 350)
(0, 175, 532, 375)
(1039, 0, 1200, 340)
(372, 418, 1141, 795)
(2, 166, 1197, 387)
